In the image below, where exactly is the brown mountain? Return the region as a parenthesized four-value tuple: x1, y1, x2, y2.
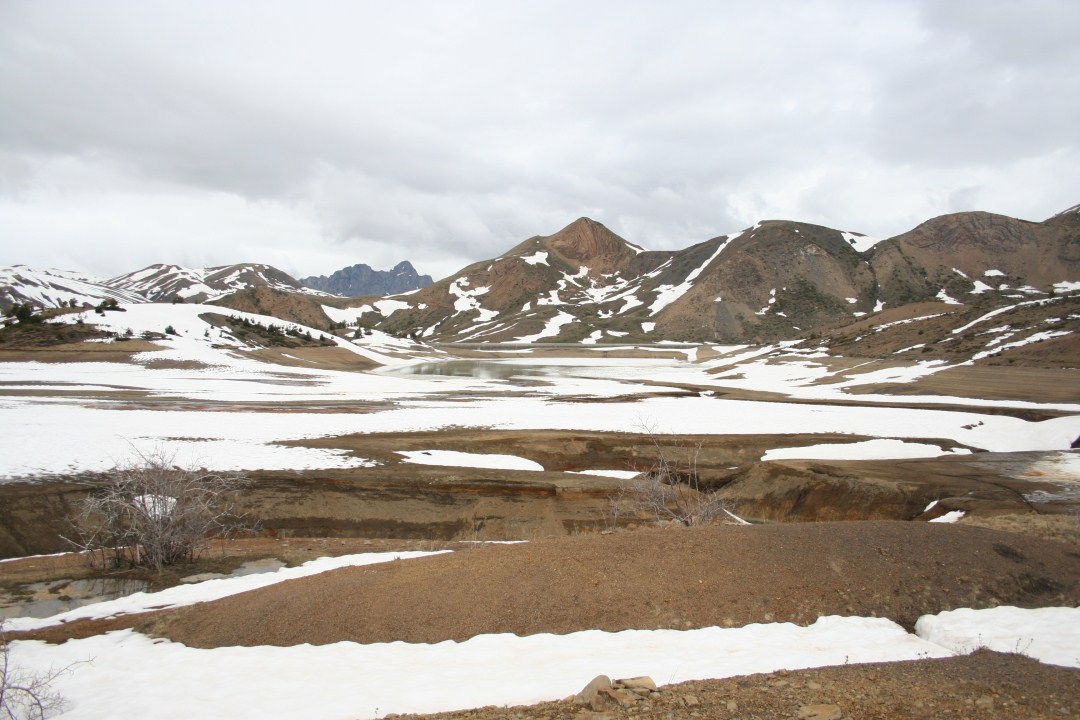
(362, 217, 887, 344)
(868, 207, 1080, 306)
(351, 205, 1080, 347)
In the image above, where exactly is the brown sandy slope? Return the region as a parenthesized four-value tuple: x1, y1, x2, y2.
(148, 521, 1080, 649)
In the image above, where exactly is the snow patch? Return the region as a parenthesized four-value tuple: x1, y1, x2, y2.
(762, 439, 967, 462)
(396, 450, 543, 471)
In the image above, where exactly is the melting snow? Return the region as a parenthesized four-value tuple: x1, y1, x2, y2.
(928, 510, 966, 524)
(936, 289, 962, 305)
(6, 606, 1077, 720)
(521, 251, 549, 265)
(374, 299, 411, 316)
(841, 231, 882, 253)
(396, 450, 543, 471)
(647, 232, 741, 316)
(762, 439, 968, 462)
(514, 312, 575, 343)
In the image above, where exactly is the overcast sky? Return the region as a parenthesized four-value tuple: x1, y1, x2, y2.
(1, 0, 1078, 282)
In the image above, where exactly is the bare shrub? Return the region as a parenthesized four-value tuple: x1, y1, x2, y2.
(63, 448, 250, 572)
(0, 622, 71, 720)
(612, 434, 749, 528)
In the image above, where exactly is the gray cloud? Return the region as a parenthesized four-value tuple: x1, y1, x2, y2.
(1, 0, 1077, 281)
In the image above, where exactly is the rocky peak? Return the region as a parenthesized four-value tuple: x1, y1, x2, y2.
(300, 261, 432, 297)
(542, 217, 642, 274)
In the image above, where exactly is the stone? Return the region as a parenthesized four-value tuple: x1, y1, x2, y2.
(727, 699, 738, 712)
(574, 675, 612, 706)
(798, 704, 843, 720)
(616, 676, 657, 692)
(682, 694, 700, 707)
(603, 688, 641, 707)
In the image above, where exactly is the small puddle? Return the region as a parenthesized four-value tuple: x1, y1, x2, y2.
(0, 577, 151, 620)
(0, 558, 288, 620)
(229, 558, 286, 576)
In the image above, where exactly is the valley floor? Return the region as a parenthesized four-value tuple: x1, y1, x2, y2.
(1, 324, 1078, 719)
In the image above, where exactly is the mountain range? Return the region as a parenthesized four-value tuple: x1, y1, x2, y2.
(300, 261, 432, 297)
(364, 205, 1079, 345)
(2, 204, 1078, 351)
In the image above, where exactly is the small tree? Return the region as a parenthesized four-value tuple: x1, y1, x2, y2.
(9, 303, 38, 325)
(0, 622, 70, 720)
(64, 449, 250, 572)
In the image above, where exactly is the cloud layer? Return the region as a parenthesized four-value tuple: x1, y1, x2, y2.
(2, 0, 1078, 281)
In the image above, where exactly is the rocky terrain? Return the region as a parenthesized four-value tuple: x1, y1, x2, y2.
(301, 260, 433, 296)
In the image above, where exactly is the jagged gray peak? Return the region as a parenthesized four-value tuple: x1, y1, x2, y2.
(301, 261, 433, 297)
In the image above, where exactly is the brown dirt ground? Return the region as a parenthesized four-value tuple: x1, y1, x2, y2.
(116, 521, 1080, 649)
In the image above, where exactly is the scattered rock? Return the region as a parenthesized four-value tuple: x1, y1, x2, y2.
(573, 675, 611, 706)
(616, 676, 657, 692)
(798, 704, 843, 720)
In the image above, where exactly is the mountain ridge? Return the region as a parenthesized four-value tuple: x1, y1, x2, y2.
(300, 260, 432, 297)
(3, 203, 1077, 352)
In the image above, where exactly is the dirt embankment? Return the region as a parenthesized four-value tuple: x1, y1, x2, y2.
(3, 428, 1074, 559)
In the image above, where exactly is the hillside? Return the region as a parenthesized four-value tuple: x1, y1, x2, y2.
(105, 262, 325, 303)
(350, 205, 1080, 347)
(4, 204, 1078, 356)
(0, 265, 144, 313)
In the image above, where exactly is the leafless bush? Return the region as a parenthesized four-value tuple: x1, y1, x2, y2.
(0, 622, 70, 720)
(63, 448, 250, 572)
(611, 433, 749, 528)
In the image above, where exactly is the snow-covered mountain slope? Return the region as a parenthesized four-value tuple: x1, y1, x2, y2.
(0, 265, 145, 312)
(339, 205, 1080, 347)
(5, 202, 1077, 350)
(46, 302, 434, 368)
(105, 263, 328, 303)
(358, 217, 883, 344)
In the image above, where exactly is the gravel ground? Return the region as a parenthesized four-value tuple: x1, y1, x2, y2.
(146, 520, 1080, 648)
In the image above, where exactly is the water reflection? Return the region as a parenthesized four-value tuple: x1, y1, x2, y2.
(0, 558, 289, 620)
(386, 360, 564, 381)
(0, 577, 150, 620)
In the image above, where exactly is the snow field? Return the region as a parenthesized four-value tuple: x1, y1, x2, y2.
(7, 605, 1078, 720)
(3, 387, 1079, 478)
